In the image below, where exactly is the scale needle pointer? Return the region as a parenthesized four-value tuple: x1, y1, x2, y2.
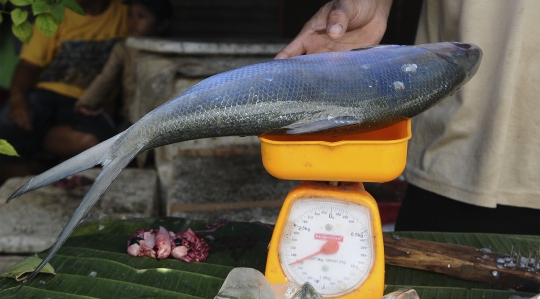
(289, 239, 339, 265)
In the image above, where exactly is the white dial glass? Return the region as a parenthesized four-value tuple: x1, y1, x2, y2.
(278, 199, 374, 297)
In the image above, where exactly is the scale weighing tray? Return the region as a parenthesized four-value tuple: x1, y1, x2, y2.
(259, 119, 411, 182)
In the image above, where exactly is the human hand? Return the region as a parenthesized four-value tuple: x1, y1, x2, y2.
(8, 97, 33, 131)
(275, 0, 393, 59)
(75, 104, 104, 117)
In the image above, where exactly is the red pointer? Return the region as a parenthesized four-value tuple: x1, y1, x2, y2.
(289, 239, 339, 265)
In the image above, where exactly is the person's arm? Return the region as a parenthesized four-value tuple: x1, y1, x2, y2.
(8, 60, 43, 131)
(275, 0, 393, 59)
(75, 42, 125, 115)
(11, 17, 56, 130)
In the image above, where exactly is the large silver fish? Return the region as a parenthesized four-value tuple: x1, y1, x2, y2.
(7, 42, 481, 285)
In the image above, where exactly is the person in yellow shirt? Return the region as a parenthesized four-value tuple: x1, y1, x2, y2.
(0, 0, 128, 183)
(75, 0, 173, 132)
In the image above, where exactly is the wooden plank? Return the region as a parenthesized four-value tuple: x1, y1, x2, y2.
(384, 234, 540, 292)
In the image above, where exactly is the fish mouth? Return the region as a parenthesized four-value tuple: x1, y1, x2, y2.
(419, 42, 482, 82)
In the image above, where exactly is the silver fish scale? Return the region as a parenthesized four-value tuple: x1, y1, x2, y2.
(113, 45, 466, 155)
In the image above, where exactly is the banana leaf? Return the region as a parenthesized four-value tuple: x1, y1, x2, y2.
(0, 217, 537, 299)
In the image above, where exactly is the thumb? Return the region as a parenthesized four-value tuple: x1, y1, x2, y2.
(326, 5, 351, 39)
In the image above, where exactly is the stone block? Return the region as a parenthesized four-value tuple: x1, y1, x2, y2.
(0, 168, 157, 253)
(127, 37, 286, 56)
(168, 146, 299, 224)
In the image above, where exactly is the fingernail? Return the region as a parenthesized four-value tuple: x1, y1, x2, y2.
(328, 24, 343, 35)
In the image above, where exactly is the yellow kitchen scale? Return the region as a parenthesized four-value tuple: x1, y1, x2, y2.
(259, 119, 411, 299)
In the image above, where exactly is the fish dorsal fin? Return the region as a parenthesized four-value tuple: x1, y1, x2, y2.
(350, 45, 401, 51)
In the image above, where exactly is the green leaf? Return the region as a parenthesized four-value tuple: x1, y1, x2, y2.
(50, 3, 65, 23)
(32, 0, 50, 15)
(0, 0, 6, 6)
(384, 286, 535, 299)
(11, 20, 33, 44)
(0, 218, 538, 299)
(0, 140, 19, 157)
(0, 255, 55, 282)
(35, 13, 58, 37)
(8, 0, 30, 6)
(0, 217, 272, 298)
(10, 8, 28, 26)
(61, 0, 84, 15)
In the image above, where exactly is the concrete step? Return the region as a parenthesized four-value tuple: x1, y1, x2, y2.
(0, 168, 158, 254)
(167, 146, 299, 224)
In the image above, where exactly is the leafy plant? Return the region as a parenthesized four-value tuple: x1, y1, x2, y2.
(0, 0, 84, 43)
(0, 139, 19, 156)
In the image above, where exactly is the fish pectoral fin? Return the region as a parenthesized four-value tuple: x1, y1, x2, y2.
(350, 45, 400, 52)
(284, 116, 360, 134)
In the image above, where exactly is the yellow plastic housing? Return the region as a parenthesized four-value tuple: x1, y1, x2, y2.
(259, 119, 411, 182)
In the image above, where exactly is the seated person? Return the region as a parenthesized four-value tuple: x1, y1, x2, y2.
(0, 0, 128, 182)
(75, 0, 173, 132)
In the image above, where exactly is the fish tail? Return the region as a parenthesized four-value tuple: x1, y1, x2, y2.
(20, 145, 140, 287)
(6, 133, 122, 203)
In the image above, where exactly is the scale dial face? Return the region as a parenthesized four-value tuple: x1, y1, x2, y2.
(278, 199, 374, 297)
